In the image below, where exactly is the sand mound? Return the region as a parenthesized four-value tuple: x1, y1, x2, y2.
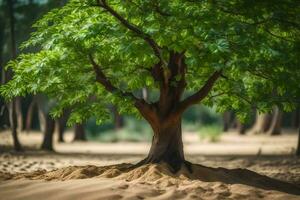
(3, 162, 300, 196)
(1, 163, 300, 200)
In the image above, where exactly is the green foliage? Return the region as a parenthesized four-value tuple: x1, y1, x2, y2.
(1, 0, 299, 125)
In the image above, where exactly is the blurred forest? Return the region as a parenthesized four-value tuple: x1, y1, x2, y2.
(0, 0, 299, 151)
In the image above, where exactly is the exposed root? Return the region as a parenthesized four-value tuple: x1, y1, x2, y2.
(130, 157, 193, 174)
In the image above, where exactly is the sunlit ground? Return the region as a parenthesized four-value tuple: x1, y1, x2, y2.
(0, 129, 299, 185)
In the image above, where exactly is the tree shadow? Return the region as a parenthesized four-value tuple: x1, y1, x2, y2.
(185, 163, 300, 196)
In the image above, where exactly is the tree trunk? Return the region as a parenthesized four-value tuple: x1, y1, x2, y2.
(113, 107, 124, 130)
(222, 111, 231, 132)
(56, 110, 69, 142)
(73, 123, 86, 141)
(137, 118, 188, 172)
(0, 10, 7, 130)
(267, 107, 282, 136)
(236, 121, 247, 135)
(38, 107, 46, 133)
(8, 100, 22, 151)
(25, 98, 36, 133)
(291, 108, 300, 129)
(15, 97, 23, 132)
(249, 112, 272, 134)
(296, 124, 300, 156)
(7, 0, 22, 151)
(40, 114, 55, 151)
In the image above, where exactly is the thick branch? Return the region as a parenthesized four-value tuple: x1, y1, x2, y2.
(88, 55, 157, 124)
(97, 0, 165, 65)
(176, 70, 222, 114)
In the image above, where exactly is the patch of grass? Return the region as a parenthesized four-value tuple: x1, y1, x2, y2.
(198, 125, 222, 143)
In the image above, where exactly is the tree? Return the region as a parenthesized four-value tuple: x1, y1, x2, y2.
(0, 1, 9, 130)
(222, 111, 232, 132)
(1, 0, 300, 171)
(56, 109, 70, 142)
(73, 123, 86, 141)
(6, 0, 22, 151)
(112, 106, 124, 130)
(250, 112, 273, 134)
(297, 123, 300, 156)
(267, 107, 283, 135)
(37, 95, 56, 151)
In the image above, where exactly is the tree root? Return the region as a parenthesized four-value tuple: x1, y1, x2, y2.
(128, 157, 193, 174)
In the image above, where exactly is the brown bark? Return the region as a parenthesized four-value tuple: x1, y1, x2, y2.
(8, 101, 22, 151)
(41, 114, 55, 151)
(0, 10, 7, 129)
(38, 107, 46, 133)
(136, 116, 189, 172)
(15, 97, 23, 132)
(25, 98, 37, 133)
(57, 110, 69, 142)
(7, 0, 22, 151)
(112, 106, 124, 130)
(223, 111, 232, 132)
(73, 123, 86, 141)
(267, 107, 282, 136)
(9, 0, 23, 132)
(297, 124, 300, 156)
(291, 108, 300, 129)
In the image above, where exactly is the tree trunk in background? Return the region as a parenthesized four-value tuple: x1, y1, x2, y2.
(0, 10, 7, 129)
(57, 117, 67, 143)
(292, 108, 300, 129)
(112, 106, 124, 130)
(56, 110, 69, 142)
(73, 123, 86, 141)
(8, 0, 23, 132)
(40, 114, 55, 151)
(38, 107, 46, 133)
(15, 97, 23, 132)
(236, 121, 247, 135)
(8, 101, 22, 151)
(222, 111, 231, 132)
(249, 112, 272, 134)
(25, 97, 37, 133)
(267, 107, 282, 136)
(296, 123, 300, 156)
(7, 0, 22, 150)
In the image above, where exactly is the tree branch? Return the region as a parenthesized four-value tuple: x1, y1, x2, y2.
(97, 0, 166, 65)
(88, 54, 156, 123)
(176, 70, 223, 114)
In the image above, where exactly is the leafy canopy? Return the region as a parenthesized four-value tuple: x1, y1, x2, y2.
(1, 0, 300, 124)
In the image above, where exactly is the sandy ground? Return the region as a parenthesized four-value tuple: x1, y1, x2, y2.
(0, 130, 299, 200)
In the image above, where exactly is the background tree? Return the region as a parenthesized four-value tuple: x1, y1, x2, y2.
(73, 123, 86, 141)
(1, 0, 299, 170)
(6, 0, 22, 151)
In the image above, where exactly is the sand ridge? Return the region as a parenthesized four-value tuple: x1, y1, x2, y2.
(1, 162, 300, 199)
